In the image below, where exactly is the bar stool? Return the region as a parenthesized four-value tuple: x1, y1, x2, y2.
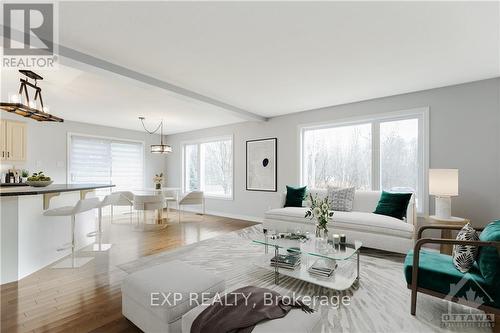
(133, 193, 166, 230)
(86, 193, 119, 251)
(44, 197, 100, 268)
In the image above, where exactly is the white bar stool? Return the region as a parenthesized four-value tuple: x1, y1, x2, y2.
(86, 193, 119, 251)
(133, 193, 166, 230)
(44, 197, 100, 268)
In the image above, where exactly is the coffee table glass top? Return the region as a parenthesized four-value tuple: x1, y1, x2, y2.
(252, 236, 362, 261)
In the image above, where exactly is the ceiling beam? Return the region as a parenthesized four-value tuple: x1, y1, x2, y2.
(1, 26, 268, 122)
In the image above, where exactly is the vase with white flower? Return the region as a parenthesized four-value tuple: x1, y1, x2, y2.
(153, 173, 164, 190)
(304, 193, 334, 239)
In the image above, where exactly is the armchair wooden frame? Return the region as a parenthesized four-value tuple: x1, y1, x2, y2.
(410, 225, 500, 316)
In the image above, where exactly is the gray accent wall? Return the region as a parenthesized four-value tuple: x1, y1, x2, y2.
(165, 78, 500, 226)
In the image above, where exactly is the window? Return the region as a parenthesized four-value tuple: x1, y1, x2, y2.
(182, 136, 233, 199)
(301, 109, 428, 213)
(69, 134, 144, 191)
(303, 123, 372, 190)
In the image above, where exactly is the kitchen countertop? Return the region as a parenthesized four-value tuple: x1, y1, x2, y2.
(0, 184, 115, 196)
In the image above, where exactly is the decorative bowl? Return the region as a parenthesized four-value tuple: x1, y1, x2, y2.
(26, 180, 53, 187)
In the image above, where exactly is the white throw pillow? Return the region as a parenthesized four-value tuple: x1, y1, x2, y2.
(326, 186, 356, 212)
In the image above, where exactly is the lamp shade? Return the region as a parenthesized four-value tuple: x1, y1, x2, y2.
(429, 169, 459, 196)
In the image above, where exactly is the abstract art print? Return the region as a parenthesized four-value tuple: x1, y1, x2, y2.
(246, 138, 277, 191)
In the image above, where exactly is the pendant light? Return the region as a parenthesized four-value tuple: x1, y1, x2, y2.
(139, 117, 172, 154)
(0, 70, 63, 122)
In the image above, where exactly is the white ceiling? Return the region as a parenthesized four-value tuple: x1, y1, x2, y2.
(2, 1, 499, 133)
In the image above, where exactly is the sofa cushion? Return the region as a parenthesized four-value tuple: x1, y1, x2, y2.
(285, 186, 307, 207)
(452, 223, 480, 273)
(121, 260, 225, 324)
(327, 186, 355, 211)
(373, 191, 412, 220)
(477, 220, 500, 287)
(404, 250, 498, 308)
(265, 208, 414, 238)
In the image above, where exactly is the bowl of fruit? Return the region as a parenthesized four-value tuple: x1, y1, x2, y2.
(26, 171, 53, 187)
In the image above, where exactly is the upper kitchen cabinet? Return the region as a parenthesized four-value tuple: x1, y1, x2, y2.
(1, 120, 27, 161)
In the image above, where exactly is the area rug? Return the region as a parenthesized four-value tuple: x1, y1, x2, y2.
(118, 225, 491, 333)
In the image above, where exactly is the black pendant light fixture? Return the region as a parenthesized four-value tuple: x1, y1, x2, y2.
(139, 117, 172, 154)
(0, 70, 63, 122)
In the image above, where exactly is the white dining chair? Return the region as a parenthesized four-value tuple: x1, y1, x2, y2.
(178, 191, 205, 222)
(133, 193, 166, 229)
(44, 197, 100, 268)
(163, 189, 179, 218)
(110, 191, 134, 223)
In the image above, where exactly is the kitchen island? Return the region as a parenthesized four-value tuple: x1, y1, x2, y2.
(1, 184, 115, 284)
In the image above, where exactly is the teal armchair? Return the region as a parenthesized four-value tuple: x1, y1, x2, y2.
(404, 220, 500, 315)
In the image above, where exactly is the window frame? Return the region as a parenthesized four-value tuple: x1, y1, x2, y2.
(181, 134, 234, 200)
(299, 107, 429, 215)
(67, 132, 146, 190)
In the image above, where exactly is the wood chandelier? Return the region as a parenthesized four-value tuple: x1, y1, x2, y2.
(0, 70, 63, 122)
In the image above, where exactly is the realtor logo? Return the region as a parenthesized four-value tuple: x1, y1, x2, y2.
(2, 2, 58, 68)
(441, 274, 495, 328)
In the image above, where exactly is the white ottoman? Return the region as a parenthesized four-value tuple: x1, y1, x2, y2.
(122, 260, 225, 333)
(182, 303, 322, 333)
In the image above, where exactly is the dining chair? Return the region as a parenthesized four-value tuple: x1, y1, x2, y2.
(110, 191, 134, 223)
(178, 191, 205, 222)
(133, 193, 166, 229)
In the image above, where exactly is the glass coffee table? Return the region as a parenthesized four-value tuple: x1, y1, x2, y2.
(252, 235, 362, 290)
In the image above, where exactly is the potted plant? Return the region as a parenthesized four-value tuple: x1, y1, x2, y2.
(153, 173, 164, 190)
(21, 169, 29, 183)
(305, 193, 334, 239)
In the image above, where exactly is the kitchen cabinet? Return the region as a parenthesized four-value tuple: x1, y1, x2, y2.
(1, 120, 27, 161)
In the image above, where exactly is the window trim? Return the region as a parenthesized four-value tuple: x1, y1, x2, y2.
(66, 132, 146, 189)
(298, 107, 429, 215)
(180, 134, 234, 200)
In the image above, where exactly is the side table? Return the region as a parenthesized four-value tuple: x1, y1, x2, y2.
(428, 215, 469, 255)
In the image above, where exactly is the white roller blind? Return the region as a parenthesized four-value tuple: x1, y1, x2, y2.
(69, 135, 144, 190)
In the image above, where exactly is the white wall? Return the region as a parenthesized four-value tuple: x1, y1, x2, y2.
(0, 114, 166, 188)
(165, 78, 500, 226)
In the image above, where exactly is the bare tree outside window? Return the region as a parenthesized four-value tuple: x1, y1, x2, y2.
(380, 118, 418, 195)
(183, 138, 233, 198)
(303, 124, 372, 189)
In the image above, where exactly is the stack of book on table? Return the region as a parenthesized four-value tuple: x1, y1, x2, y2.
(270, 254, 301, 270)
(308, 258, 337, 277)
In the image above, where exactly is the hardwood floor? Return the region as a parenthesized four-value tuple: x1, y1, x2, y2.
(1, 210, 257, 333)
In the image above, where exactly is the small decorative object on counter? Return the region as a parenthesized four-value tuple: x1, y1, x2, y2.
(333, 234, 340, 245)
(26, 171, 53, 187)
(153, 173, 164, 190)
(340, 234, 346, 244)
(21, 169, 29, 183)
(305, 193, 334, 239)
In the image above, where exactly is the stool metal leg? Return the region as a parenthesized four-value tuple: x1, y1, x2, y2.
(52, 214, 94, 269)
(87, 207, 112, 252)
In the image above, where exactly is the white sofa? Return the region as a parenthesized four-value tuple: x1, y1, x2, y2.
(263, 189, 416, 254)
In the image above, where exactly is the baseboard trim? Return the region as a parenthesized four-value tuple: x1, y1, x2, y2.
(180, 206, 263, 223)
